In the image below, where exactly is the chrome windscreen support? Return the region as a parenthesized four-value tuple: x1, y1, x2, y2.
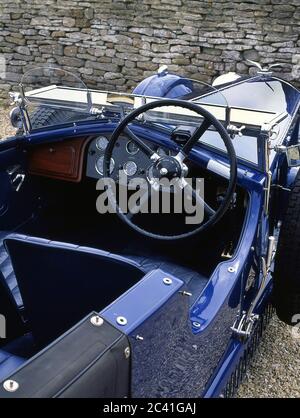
(9, 90, 31, 134)
(246, 60, 285, 76)
(227, 124, 245, 139)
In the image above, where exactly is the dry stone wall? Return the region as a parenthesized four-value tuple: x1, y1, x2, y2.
(0, 0, 299, 102)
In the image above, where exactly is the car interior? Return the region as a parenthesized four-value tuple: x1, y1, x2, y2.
(0, 128, 248, 383)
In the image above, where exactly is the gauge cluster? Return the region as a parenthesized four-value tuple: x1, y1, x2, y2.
(86, 134, 171, 181)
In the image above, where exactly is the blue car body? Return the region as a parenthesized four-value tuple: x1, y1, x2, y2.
(0, 69, 299, 398)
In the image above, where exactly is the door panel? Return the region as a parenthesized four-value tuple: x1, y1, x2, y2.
(0, 141, 36, 231)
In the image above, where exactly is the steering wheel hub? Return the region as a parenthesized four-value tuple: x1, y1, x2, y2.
(151, 156, 182, 181)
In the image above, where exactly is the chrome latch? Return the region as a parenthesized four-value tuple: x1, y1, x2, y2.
(90, 106, 104, 117)
(231, 311, 259, 341)
(7, 165, 26, 192)
(11, 173, 25, 192)
(227, 124, 245, 139)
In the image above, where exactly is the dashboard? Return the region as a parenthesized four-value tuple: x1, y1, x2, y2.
(86, 134, 172, 181)
(27, 134, 173, 183)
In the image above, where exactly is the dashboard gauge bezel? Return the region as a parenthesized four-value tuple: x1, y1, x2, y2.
(95, 136, 109, 151)
(123, 160, 138, 176)
(95, 155, 115, 175)
(126, 140, 139, 155)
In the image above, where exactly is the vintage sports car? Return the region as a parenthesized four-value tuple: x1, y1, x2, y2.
(0, 64, 299, 397)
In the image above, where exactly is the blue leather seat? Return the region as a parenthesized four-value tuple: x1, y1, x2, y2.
(4, 234, 146, 346)
(0, 334, 36, 381)
(0, 349, 24, 381)
(4, 234, 208, 346)
(0, 234, 208, 382)
(0, 231, 22, 308)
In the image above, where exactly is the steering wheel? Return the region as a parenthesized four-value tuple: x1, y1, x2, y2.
(104, 99, 237, 240)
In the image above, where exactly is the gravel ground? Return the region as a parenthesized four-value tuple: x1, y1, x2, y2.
(0, 107, 299, 398)
(0, 107, 17, 139)
(237, 314, 300, 398)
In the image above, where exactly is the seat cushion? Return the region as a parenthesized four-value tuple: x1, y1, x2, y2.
(0, 350, 24, 381)
(0, 231, 22, 308)
(0, 334, 36, 382)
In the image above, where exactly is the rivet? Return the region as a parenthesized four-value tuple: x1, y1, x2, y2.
(3, 380, 19, 392)
(90, 315, 104, 327)
(228, 266, 236, 273)
(192, 321, 201, 328)
(163, 277, 172, 285)
(124, 346, 130, 359)
(117, 316, 127, 326)
(180, 291, 192, 296)
(135, 335, 144, 341)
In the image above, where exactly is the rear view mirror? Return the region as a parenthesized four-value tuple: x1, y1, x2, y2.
(286, 144, 300, 167)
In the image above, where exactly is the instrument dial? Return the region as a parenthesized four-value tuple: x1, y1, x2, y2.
(95, 156, 115, 175)
(123, 161, 138, 176)
(96, 136, 109, 151)
(126, 140, 139, 155)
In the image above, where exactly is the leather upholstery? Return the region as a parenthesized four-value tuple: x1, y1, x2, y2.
(0, 334, 35, 381)
(0, 315, 130, 398)
(0, 349, 24, 381)
(0, 270, 24, 340)
(0, 231, 22, 307)
(4, 235, 208, 345)
(0, 234, 208, 381)
(4, 234, 146, 346)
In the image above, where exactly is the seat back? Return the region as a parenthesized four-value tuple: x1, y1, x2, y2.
(4, 234, 144, 346)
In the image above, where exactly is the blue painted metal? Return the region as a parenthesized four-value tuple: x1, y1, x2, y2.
(203, 280, 273, 398)
(101, 269, 185, 334)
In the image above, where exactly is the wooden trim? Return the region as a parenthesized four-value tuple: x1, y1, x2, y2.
(28, 137, 91, 182)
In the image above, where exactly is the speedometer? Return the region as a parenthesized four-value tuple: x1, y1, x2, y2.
(95, 156, 115, 175)
(123, 161, 138, 176)
(96, 136, 109, 151)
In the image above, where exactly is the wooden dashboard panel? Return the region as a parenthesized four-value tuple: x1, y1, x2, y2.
(28, 137, 90, 182)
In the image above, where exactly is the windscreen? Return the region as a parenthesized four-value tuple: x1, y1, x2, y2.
(18, 66, 297, 168)
(20, 66, 92, 130)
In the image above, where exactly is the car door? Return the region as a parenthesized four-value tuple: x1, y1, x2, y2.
(0, 136, 36, 232)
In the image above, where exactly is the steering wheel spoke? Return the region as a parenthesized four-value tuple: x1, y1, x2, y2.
(124, 126, 159, 161)
(181, 178, 216, 218)
(181, 118, 211, 156)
